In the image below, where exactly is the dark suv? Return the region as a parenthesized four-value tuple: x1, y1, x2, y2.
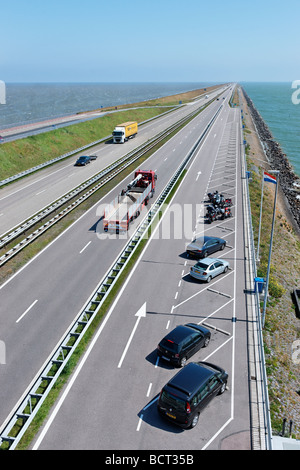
(157, 323, 211, 367)
(157, 361, 228, 428)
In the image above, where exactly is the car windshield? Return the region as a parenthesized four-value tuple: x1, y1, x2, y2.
(161, 390, 186, 411)
(113, 131, 124, 136)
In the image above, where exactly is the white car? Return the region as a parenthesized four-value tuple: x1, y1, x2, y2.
(190, 257, 230, 282)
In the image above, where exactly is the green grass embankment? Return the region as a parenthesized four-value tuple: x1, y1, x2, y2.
(0, 107, 171, 180)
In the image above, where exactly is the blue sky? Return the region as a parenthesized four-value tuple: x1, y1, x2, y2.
(1, 0, 299, 83)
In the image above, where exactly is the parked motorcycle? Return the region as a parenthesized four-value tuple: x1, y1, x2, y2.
(220, 206, 232, 219)
(206, 205, 218, 223)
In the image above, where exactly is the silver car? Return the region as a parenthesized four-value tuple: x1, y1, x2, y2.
(190, 257, 230, 282)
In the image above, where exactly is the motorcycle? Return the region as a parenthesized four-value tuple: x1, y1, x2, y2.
(206, 205, 218, 223)
(220, 206, 232, 219)
(207, 191, 219, 203)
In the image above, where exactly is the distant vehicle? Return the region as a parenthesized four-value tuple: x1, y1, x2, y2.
(75, 156, 91, 166)
(186, 236, 226, 259)
(157, 323, 211, 367)
(190, 257, 229, 282)
(90, 155, 98, 160)
(112, 121, 138, 143)
(205, 95, 209, 99)
(157, 361, 228, 428)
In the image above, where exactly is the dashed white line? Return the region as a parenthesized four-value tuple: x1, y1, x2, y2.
(79, 241, 91, 254)
(16, 299, 38, 323)
(36, 189, 46, 196)
(146, 383, 152, 397)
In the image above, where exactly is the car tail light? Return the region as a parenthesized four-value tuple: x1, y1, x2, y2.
(203, 272, 207, 275)
(186, 402, 191, 414)
(174, 354, 179, 358)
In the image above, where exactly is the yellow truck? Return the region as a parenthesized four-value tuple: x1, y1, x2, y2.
(112, 121, 138, 143)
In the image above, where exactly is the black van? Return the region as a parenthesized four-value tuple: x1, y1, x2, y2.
(157, 361, 228, 428)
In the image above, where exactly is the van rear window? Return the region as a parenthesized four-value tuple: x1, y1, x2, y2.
(161, 390, 186, 411)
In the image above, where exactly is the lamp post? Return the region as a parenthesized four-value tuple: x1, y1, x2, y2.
(261, 170, 279, 328)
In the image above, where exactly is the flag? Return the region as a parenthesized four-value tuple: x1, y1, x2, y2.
(264, 172, 277, 184)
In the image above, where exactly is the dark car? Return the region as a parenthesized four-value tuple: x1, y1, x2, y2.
(90, 154, 98, 160)
(157, 361, 228, 428)
(157, 323, 211, 367)
(186, 236, 226, 258)
(75, 155, 91, 166)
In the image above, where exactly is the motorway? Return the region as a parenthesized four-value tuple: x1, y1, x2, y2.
(28, 92, 253, 450)
(0, 88, 224, 237)
(0, 88, 232, 440)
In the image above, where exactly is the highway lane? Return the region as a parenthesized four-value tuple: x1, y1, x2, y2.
(32, 103, 252, 450)
(0, 88, 226, 237)
(0, 92, 232, 434)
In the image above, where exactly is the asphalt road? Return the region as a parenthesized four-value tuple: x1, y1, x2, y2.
(0, 88, 225, 237)
(0, 90, 232, 436)
(31, 96, 252, 450)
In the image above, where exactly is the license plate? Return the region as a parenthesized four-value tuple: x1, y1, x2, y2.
(194, 270, 201, 274)
(162, 355, 170, 361)
(166, 412, 176, 419)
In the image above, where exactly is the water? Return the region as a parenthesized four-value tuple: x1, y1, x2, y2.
(2, 82, 298, 178)
(242, 82, 300, 177)
(0, 82, 213, 130)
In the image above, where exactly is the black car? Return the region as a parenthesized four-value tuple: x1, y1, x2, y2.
(157, 323, 211, 367)
(157, 361, 228, 428)
(186, 236, 226, 258)
(75, 155, 91, 166)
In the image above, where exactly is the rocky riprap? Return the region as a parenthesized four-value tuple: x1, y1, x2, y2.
(242, 88, 300, 232)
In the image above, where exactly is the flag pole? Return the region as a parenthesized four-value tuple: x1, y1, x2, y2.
(257, 174, 264, 262)
(262, 170, 279, 328)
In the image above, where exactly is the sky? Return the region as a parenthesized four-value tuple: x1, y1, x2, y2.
(1, 0, 299, 83)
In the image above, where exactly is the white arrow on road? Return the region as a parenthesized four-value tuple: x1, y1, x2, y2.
(118, 302, 146, 368)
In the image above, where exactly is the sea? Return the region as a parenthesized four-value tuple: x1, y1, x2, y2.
(0, 82, 299, 177)
(242, 82, 300, 177)
(0, 82, 212, 129)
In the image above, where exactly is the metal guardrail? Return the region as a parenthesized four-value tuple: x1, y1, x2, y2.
(0, 107, 181, 188)
(0, 100, 215, 266)
(0, 104, 222, 450)
(238, 88, 272, 449)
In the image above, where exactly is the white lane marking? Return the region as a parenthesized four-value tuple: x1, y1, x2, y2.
(146, 383, 152, 397)
(36, 189, 46, 196)
(136, 415, 143, 431)
(117, 303, 146, 368)
(16, 299, 38, 323)
(79, 241, 91, 254)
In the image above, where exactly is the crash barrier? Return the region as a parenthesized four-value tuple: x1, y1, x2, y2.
(0, 99, 216, 266)
(0, 106, 180, 188)
(238, 88, 272, 450)
(0, 104, 222, 450)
